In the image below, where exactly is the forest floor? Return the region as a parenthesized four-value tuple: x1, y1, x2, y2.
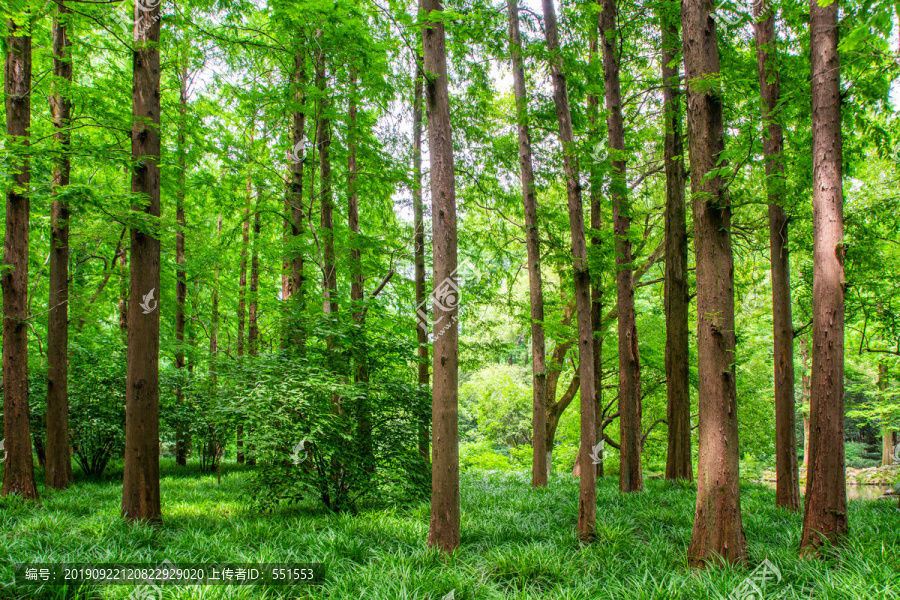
(1, 463, 899, 600)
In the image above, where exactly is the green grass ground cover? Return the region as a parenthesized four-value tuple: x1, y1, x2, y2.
(1, 462, 898, 599)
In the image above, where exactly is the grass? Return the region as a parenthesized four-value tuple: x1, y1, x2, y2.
(1, 461, 899, 599)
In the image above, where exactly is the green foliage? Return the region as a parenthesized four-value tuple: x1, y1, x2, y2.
(460, 364, 532, 447)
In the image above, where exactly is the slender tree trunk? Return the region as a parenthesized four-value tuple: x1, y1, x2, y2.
(421, 0, 460, 554)
(316, 48, 337, 318)
(801, 334, 811, 468)
(682, 0, 746, 565)
(174, 64, 189, 468)
(413, 62, 430, 460)
(349, 69, 364, 327)
(659, 0, 692, 483)
(236, 170, 251, 465)
(122, 1, 162, 522)
(2, 16, 38, 500)
(541, 0, 596, 541)
(879, 364, 894, 466)
(119, 249, 128, 334)
(753, 2, 799, 511)
(246, 188, 261, 467)
(600, 0, 642, 494)
(800, 0, 848, 553)
(284, 52, 306, 345)
(46, 1, 74, 490)
(587, 5, 605, 482)
(507, 0, 548, 488)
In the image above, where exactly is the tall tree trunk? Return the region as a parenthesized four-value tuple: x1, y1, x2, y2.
(211, 215, 222, 378)
(122, 1, 162, 522)
(316, 47, 337, 319)
(119, 249, 128, 334)
(2, 16, 38, 500)
(246, 187, 261, 467)
(174, 63, 189, 468)
(421, 0, 460, 554)
(349, 69, 364, 327)
(682, 0, 746, 565)
(507, 0, 548, 488)
(801, 333, 811, 468)
(753, 1, 799, 511)
(541, 0, 596, 541)
(600, 0, 642, 494)
(284, 52, 306, 346)
(413, 62, 430, 460)
(879, 364, 894, 466)
(236, 170, 251, 465)
(800, 0, 848, 553)
(587, 6, 605, 482)
(46, 0, 74, 490)
(659, 0, 692, 483)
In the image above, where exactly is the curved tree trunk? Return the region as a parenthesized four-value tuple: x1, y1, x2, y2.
(801, 0, 848, 552)
(2, 16, 38, 500)
(507, 0, 548, 488)
(541, 0, 596, 541)
(753, 1, 799, 511)
(122, 1, 162, 522)
(682, 0, 746, 565)
(659, 0, 692, 483)
(46, 0, 74, 490)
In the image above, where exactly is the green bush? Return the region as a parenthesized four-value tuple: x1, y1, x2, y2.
(460, 440, 514, 471)
(845, 441, 880, 468)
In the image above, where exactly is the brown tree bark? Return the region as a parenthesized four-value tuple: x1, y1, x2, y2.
(2, 16, 38, 500)
(800, 0, 848, 553)
(600, 0, 642, 494)
(413, 62, 430, 460)
(541, 0, 596, 541)
(421, 0, 460, 554)
(246, 188, 261, 467)
(121, 1, 162, 522)
(682, 0, 746, 565)
(349, 69, 364, 326)
(753, 1, 799, 511)
(659, 0, 692, 483)
(119, 249, 128, 334)
(507, 0, 548, 488)
(174, 62, 189, 468)
(46, 0, 74, 490)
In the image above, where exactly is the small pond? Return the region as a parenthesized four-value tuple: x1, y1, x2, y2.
(761, 481, 894, 501)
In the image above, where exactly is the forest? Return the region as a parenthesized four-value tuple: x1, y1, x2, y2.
(1, 0, 899, 597)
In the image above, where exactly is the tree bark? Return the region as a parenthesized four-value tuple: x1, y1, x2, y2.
(800, 0, 848, 553)
(121, 1, 162, 522)
(421, 0, 460, 554)
(246, 187, 261, 467)
(600, 0, 642, 494)
(174, 62, 188, 468)
(2, 16, 38, 500)
(682, 0, 746, 565)
(659, 0, 692, 483)
(46, 0, 74, 490)
(507, 0, 548, 488)
(413, 61, 430, 460)
(753, 1, 799, 511)
(541, 0, 596, 541)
